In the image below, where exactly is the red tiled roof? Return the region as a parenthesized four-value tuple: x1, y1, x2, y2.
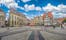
(42, 13, 46, 20)
(57, 18, 64, 23)
(48, 12, 53, 18)
(42, 12, 53, 20)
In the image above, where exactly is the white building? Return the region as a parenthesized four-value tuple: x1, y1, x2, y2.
(43, 12, 53, 26)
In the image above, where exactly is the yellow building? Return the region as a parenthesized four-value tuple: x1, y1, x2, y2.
(22, 18, 30, 25)
(9, 9, 28, 27)
(33, 16, 39, 25)
(0, 9, 5, 27)
(30, 16, 43, 26)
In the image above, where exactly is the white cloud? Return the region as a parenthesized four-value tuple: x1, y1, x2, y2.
(24, 4, 42, 11)
(24, 4, 35, 11)
(42, 3, 66, 12)
(35, 7, 42, 11)
(58, 4, 66, 9)
(21, 0, 31, 3)
(0, 0, 13, 4)
(28, 4, 35, 10)
(57, 4, 66, 13)
(0, 0, 19, 8)
(18, 6, 24, 10)
(7, 2, 18, 8)
(0, 0, 25, 10)
(62, 14, 66, 17)
(42, 3, 53, 11)
(52, 12, 66, 18)
(42, 3, 60, 12)
(42, 3, 66, 18)
(24, 4, 29, 11)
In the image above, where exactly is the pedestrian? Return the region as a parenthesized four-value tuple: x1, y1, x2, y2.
(53, 25, 55, 29)
(61, 24, 64, 29)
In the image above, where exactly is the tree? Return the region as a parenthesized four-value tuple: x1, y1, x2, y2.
(63, 18, 66, 23)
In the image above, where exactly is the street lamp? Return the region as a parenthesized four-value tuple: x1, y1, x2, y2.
(38, 11, 41, 26)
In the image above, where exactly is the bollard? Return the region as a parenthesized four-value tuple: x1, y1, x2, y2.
(0, 36, 2, 40)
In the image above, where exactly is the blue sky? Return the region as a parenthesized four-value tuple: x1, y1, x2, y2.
(0, 0, 66, 19)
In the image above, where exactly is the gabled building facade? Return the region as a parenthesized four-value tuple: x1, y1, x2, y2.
(0, 9, 5, 27)
(42, 12, 53, 26)
(9, 9, 29, 27)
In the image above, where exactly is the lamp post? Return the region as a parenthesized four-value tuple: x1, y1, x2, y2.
(38, 11, 41, 26)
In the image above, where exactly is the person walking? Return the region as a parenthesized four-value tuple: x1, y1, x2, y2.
(61, 24, 64, 29)
(53, 25, 55, 29)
